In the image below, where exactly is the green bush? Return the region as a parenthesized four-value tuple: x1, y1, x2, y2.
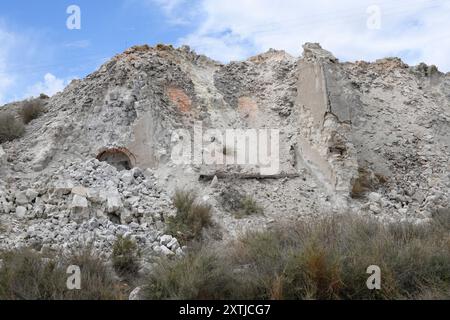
(167, 190, 213, 244)
(111, 235, 140, 278)
(0, 112, 25, 143)
(19, 99, 46, 124)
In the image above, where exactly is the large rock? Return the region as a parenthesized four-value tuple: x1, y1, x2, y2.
(70, 194, 90, 222)
(103, 188, 123, 214)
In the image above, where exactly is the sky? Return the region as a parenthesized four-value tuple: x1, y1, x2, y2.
(0, 0, 449, 105)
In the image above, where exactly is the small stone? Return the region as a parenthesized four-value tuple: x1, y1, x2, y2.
(25, 189, 39, 202)
(121, 171, 134, 185)
(210, 176, 219, 188)
(53, 180, 75, 196)
(15, 191, 29, 206)
(368, 192, 382, 203)
(369, 204, 381, 215)
(129, 287, 143, 300)
(160, 234, 173, 246)
(167, 238, 179, 250)
(72, 194, 88, 209)
(0, 146, 6, 165)
(72, 186, 89, 197)
(87, 188, 102, 203)
(15, 206, 27, 219)
(160, 245, 175, 256)
(132, 167, 143, 179)
(121, 210, 133, 225)
(129, 222, 140, 229)
(175, 247, 184, 256)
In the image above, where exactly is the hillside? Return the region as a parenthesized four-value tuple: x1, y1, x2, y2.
(0, 43, 449, 280)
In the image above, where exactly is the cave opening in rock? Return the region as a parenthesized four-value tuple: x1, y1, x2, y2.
(96, 147, 135, 171)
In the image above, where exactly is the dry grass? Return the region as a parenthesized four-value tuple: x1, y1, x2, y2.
(144, 211, 450, 300)
(0, 112, 25, 143)
(0, 248, 127, 300)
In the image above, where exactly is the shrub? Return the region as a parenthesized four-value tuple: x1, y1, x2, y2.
(0, 112, 25, 143)
(19, 99, 46, 124)
(0, 248, 126, 300)
(111, 235, 140, 278)
(167, 190, 213, 244)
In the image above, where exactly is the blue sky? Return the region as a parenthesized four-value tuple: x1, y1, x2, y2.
(1, 0, 450, 104)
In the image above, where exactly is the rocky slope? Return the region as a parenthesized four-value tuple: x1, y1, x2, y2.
(0, 43, 449, 265)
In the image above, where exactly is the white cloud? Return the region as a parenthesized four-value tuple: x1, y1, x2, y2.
(25, 73, 70, 99)
(154, 0, 450, 71)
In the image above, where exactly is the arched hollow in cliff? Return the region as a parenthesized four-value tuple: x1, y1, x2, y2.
(96, 147, 136, 171)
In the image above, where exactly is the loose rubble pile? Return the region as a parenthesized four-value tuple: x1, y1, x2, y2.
(0, 159, 182, 266)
